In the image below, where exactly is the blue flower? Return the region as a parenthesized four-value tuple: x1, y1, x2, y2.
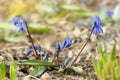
(92, 16, 103, 34)
(61, 40, 67, 49)
(55, 42, 61, 53)
(106, 10, 114, 18)
(12, 16, 27, 32)
(25, 49, 33, 56)
(35, 45, 41, 52)
(25, 45, 41, 56)
(44, 52, 49, 61)
(62, 37, 72, 49)
(64, 57, 71, 66)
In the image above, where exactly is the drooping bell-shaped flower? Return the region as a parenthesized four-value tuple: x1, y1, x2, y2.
(12, 16, 27, 32)
(35, 45, 42, 52)
(92, 16, 103, 34)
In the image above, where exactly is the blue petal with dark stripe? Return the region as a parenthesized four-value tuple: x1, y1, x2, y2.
(92, 16, 103, 34)
(25, 49, 33, 56)
(55, 42, 61, 53)
(12, 16, 27, 32)
(35, 45, 41, 52)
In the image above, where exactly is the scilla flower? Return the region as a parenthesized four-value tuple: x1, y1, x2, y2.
(12, 16, 27, 32)
(92, 16, 103, 34)
(25, 49, 33, 56)
(62, 37, 72, 49)
(35, 45, 41, 52)
(106, 10, 114, 18)
(25, 45, 41, 56)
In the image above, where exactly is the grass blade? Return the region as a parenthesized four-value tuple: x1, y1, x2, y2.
(109, 44, 116, 61)
(10, 61, 18, 80)
(0, 61, 6, 80)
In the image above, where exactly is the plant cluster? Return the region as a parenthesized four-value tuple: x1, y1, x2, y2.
(0, 61, 17, 80)
(0, 16, 104, 79)
(93, 44, 120, 80)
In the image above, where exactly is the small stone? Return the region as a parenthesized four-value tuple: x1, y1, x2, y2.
(0, 56, 4, 61)
(17, 71, 25, 77)
(80, 34, 88, 40)
(73, 27, 81, 37)
(23, 75, 31, 80)
(40, 72, 51, 80)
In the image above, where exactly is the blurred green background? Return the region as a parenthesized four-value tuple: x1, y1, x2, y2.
(0, 0, 118, 42)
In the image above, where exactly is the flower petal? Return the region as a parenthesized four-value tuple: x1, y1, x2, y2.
(92, 16, 103, 34)
(35, 45, 41, 52)
(64, 37, 72, 48)
(55, 42, 61, 53)
(25, 49, 33, 56)
(61, 40, 67, 49)
(12, 16, 28, 32)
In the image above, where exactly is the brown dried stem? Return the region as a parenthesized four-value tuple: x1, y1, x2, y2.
(70, 27, 94, 66)
(25, 23, 41, 60)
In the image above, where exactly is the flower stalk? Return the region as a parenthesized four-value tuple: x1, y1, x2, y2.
(70, 27, 94, 66)
(25, 23, 41, 60)
(12, 16, 41, 60)
(71, 16, 103, 66)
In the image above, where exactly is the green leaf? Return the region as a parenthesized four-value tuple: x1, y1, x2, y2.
(58, 67, 87, 75)
(45, 10, 68, 24)
(74, 11, 98, 18)
(98, 44, 107, 64)
(92, 58, 101, 78)
(0, 61, 6, 80)
(92, 44, 120, 80)
(10, 61, 18, 80)
(109, 44, 116, 61)
(61, 5, 98, 18)
(72, 67, 87, 75)
(16, 60, 55, 67)
(63, 67, 74, 73)
(35, 1, 54, 15)
(61, 5, 81, 11)
(29, 27, 53, 34)
(30, 66, 46, 77)
(112, 5, 120, 21)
